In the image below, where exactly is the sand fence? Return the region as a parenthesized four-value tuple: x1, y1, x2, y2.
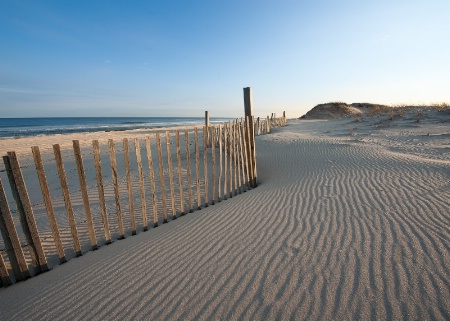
(0, 115, 286, 286)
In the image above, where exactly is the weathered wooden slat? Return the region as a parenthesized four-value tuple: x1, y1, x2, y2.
(53, 144, 82, 257)
(165, 132, 177, 219)
(72, 141, 98, 251)
(205, 111, 210, 129)
(251, 116, 257, 186)
(5, 152, 49, 272)
(123, 138, 136, 235)
(156, 133, 168, 223)
(232, 120, 237, 196)
(3, 155, 38, 271)
(234, 122, 241, 195)
(0, 177, 30, 280)
(145, 136, 158, 227)
(194, 127, 201, 210)
(223, 123, 228, 200)
(257, 117, 260, 136)
(211, 126, 216, 205)
(245, 117, 255, 188)
(0, 251, 11, 286)
(31, 146, 66, 262)
(235, 122, 241, 194)
(218, 125, 222, 202)
(241, 122, 250, 189)
(92, 140, 112, 244)
(184, 130, 193, 213)
(175, 131, 185, 215)
(203, 126, 209, 207)
(108, 139, 125, 239)
(134, 138, 148, 231)
(228, 121, 234, 198)
(236, 123, 245, 192)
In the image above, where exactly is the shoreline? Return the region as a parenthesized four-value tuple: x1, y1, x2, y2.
(0, 123, 210, 158)
(0, 116, 233, 141)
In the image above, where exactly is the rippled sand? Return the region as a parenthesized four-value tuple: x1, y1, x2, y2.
(0, 117, 449, 320)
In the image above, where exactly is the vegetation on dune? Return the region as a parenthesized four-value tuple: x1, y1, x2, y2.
(300, 102, 450, 120)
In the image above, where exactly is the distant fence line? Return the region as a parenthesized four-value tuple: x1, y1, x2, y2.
(0, 114, 286, 287)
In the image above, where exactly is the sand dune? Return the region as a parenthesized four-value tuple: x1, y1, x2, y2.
(0, 117, 449, 320)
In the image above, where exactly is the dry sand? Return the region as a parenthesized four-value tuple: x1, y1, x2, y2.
(0, 125, 199, 158)
(0, 113, 449, 320)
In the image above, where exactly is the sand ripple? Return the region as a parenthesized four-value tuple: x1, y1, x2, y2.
(0, 121, 449, 320)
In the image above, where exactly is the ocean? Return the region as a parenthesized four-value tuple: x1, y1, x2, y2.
(0, 117, 232, 139)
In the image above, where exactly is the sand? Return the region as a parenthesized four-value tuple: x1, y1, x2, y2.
(0, 125, 200, 158)
(0, 113, 449, 320)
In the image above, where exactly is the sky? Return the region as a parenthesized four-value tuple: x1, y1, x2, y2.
(1, 0, 449, 118)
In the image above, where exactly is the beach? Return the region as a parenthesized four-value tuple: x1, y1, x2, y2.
(0, 113, 449, 320)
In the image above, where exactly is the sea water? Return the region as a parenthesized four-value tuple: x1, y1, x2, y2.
(0, 117, 231, 139)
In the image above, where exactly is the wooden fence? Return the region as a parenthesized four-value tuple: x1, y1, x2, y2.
(0, 115, 286, 287)
(252, 113, 286, 136)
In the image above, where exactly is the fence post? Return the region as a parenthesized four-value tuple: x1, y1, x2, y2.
(228, 120, 234, 198)
(234, 122, 240, 194)
(32, 146, 67, 262)
(194, 128, 201, 210)
(123, 138, 136, 235)
(184, 130, 194, 213)
(203, 126, 209, 207)
(73, 141, 98, 251)
(4, 153, 49, 273)
(0, 251, 11, 286)
(240, 122, 250, 189)
(257, 117, 260, 136)
(205, 111, 210, 128)
(245, 117, 255, 188)
(92, 140, 112, 244)
(223, 123, 228, 200)
(243, 87, 256, 188)
(175, 131, 185, 215)
(166, 131, 177, 219)
(0, 177, 30, 281)
(134, 138, 148, 231)
(156, 133, 169, 223)
(211, 126, 216, 205)
(53, 144, 82, 257)
(218, 125, 222, 202)
(237, 122, 246, 192)
(108, 139, 125, 239)
(144, 136, 158, 227)
(205, 111, 210, 148)
(251, 116, 257, 187)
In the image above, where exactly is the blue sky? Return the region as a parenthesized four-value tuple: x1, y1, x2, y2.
(1, 0, 449, 118)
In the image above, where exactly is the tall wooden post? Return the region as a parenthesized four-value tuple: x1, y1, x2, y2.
(283, 111, 286, 125)
(243, 87, 256, 187)
(205, 111, 210, 147)
(257, 117, 260, 136)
